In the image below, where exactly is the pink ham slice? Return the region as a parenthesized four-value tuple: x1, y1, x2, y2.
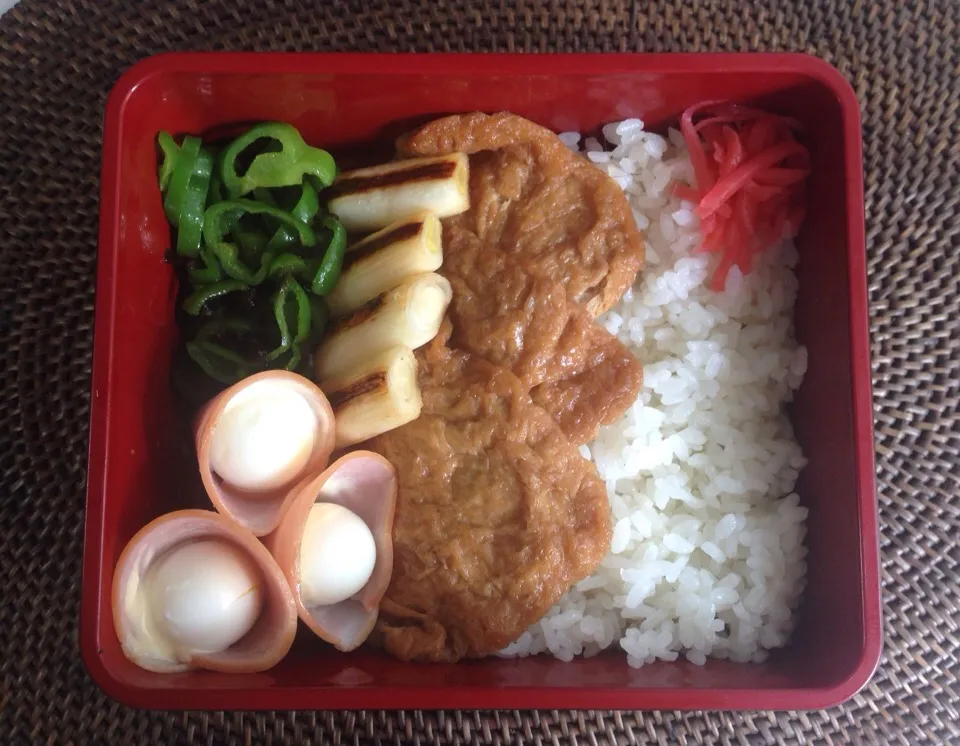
(264, 451, 397, 651)
(194, 371, 336, 537)
(111, 509, 298, 673)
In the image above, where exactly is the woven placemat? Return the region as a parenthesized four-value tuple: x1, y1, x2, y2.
(1, 0, 958, 743)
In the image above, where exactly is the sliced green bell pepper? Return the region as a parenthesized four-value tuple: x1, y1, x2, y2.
(310, 216, 346, 296)
(188, 246, 223, 286)
(186, 319, 262, 384)
(182, 279, 248, 316)
(266, 182, 321, 252)
(218, 122, 337, 197)
(266, 276, 311, 368)
(160, 133, 214, 257)
(202, 199, 316, 285)
(266, 215, 346, 295)
(157, 131, 179, 192)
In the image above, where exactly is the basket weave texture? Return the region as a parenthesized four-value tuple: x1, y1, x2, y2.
(0, 1, 958, 743)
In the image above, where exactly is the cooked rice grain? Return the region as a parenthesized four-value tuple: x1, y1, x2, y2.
(501, 119, 809, 667)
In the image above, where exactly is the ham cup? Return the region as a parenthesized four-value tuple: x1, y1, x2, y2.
(264, 451, 397, 651)
(112, 509, 298, 673)
(194, 370, 336, 536)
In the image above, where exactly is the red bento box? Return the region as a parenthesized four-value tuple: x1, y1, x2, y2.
(82, 52, 880, 711)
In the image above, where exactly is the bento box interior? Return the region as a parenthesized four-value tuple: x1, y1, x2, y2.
(90, 62, 869, 698)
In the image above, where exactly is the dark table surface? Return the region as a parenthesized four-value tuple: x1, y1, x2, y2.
(1, 1, 957, 743)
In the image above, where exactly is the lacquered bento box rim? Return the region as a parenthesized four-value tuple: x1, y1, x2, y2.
(83, 51, 879, 711)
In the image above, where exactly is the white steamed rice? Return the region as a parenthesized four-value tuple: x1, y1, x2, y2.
(501, 119, 810, 667)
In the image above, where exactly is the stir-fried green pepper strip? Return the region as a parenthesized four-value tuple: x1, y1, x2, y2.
(208, 169, 226, 205)
(186, 320, 261, 384)
(203, 199, 316, 285)
(195, 317, 257, 346)
(267, 276, 311, 366)
(175, 148, 214, 257)
(235, 225, 270, 256)
(157, 131, 179, 192)
(182, 279, 248, 316)
(311, 216, 347, 295)
(251, 187, 278, 207)
(291, 183, 320, 222)
(266, 216, 346, 295)
(218, 122, 337, 197)
(161, 134, 215, 257)
(185, 340, 251, 384)
(266, 183, 321, 251)
(162, 134, 200, 225)
(188, 246, 223, 286)
(267, 253, 315, 280)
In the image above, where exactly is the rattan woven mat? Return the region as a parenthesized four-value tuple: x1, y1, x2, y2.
(1, 0, 958, 744)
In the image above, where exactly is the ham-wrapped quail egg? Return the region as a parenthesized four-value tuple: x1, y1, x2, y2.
(112, 510, 297, 673)
(299, 502, 378, 607)
(265, 451, 397, 651)
(142, 538, 263, 656)
(195, 371, 336, 536)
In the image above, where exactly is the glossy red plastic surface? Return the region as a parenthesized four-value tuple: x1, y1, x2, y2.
(83, 53, 879, 711)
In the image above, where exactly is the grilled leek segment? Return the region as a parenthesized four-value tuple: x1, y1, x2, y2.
(322, 346, 422, 448)
(326, 154, 469, 233)
(314, 273, 452, 381)
(326, 212, 443, 317)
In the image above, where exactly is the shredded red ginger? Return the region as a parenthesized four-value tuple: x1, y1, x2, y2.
(672, 101, 811, 291)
